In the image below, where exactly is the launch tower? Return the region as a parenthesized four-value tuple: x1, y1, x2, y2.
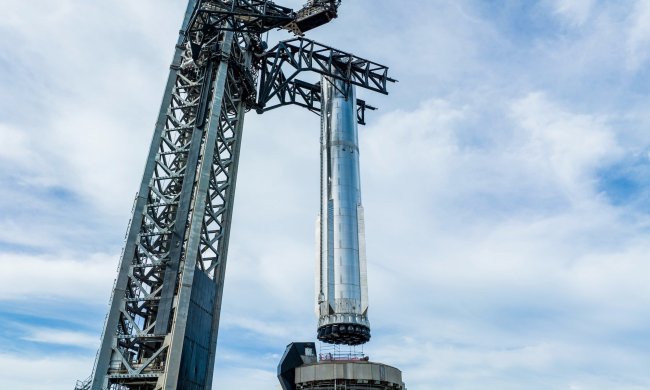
(75, 1, 400, 389)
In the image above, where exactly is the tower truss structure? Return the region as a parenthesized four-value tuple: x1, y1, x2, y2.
(78, 1, 394, 389)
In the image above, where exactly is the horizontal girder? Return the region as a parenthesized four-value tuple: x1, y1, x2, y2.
(257, 37, 396, 113)
(188, 0, 295, 36)
(256, 79, 376, 125)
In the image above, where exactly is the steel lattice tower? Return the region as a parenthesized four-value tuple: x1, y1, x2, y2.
(77, 1, 394, 389)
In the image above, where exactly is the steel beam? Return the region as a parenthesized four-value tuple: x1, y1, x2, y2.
(257, 37, 396, 111)
(188, 0, 295, 35)
(255, 79, 376, 125)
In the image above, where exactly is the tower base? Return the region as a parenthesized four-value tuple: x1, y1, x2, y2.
(278, 343, 406, 390)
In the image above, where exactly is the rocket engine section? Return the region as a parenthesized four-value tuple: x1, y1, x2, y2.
(316, 73, 370, 345)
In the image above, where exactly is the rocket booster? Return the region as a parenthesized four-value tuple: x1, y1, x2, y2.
(316, 73, 370, 345)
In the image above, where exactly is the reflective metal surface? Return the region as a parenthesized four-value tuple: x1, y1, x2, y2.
(316, 73, 370, 345)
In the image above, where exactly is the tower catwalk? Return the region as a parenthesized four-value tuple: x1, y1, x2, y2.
(77, 1, 393, 389)
(316, 75, 370, 345)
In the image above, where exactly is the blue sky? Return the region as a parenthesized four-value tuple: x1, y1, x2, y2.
(1, 0, 650, 389)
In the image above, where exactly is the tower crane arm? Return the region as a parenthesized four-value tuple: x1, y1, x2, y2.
(286, 0, 341, 35)
(256, 79, 376, 125)
(256, 37, 396, 108)
(186, 0, 341, 39)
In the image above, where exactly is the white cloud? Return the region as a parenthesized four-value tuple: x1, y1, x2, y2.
(509, 92, 621, 200)
(626, 0, 650, 70)
(550, 0, 595, 26)
(212, 366, 277, 389)
(0, 252, 116, 303)
(369, 336, 650, 389)
(0, 0, 183, 217)
(0, 123, 32, 163)
(22, 327, 99, 349)
(538, 1, 650, 77)
(0, 353, 93, 390)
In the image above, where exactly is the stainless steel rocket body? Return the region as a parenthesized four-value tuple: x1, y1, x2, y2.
(316, 74, 370, 345)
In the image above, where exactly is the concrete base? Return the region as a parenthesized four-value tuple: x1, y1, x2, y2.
(294, 361, 405, 390)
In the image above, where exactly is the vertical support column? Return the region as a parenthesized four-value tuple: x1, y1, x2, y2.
(160, 28, 237, 390)
(203, 35, 254, 390)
